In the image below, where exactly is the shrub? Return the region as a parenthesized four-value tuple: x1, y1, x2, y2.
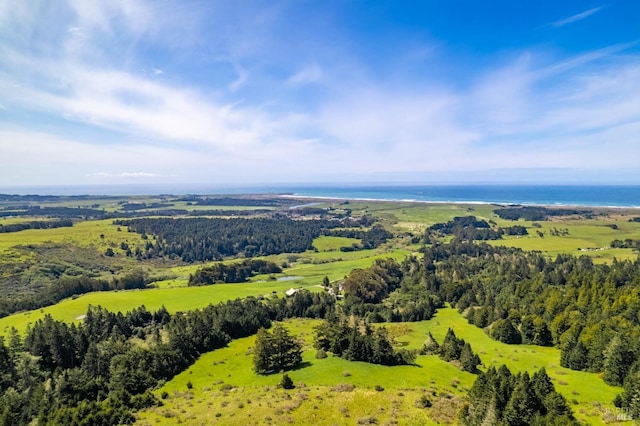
(415, 395, 432, 408)
(281, 373, 295, 390)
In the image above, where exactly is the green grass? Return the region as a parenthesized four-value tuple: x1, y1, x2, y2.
(0, 248, 413, 336)
(136, 308, 621, 425)
(0, 281, 317, 336)
(489, 218, 640, 262)
(312, 235, 361, 252)
(0, 219, 148, 257)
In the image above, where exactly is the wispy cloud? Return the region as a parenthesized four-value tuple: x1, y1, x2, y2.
(286, 64, 324, 86)
(88, 172, 164, 179)
(0, 1, 638, 185)
(550, 6, 604, 27)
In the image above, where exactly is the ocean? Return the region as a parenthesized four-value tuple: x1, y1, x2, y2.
(286, 185, 640, 208)
(1, 184, 640, 208)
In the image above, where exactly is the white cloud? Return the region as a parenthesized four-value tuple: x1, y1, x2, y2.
(88, 172, 164, 179)
(286, 64, 323, 86)
(550, 6, 604, 27)
(0, 1, 638, 186)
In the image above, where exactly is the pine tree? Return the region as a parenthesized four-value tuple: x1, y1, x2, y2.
(502, 373, 538, 426)
(253, 325, 302, 374)
(421, 332, 440, 355)
(253, 328, 273, 374)
(460, 342, 481, 373)
(603, 335, 633, 386)
(440, 328, 462, 361)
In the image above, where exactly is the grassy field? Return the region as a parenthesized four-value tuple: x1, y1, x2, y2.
(312, 235, 361, 252)
(0, 219, 147, 259)
(0, 245, 413, 336)
(0, 280, 316, 336)
(137, 307, 623, 425)
(488, 217, 640, 262)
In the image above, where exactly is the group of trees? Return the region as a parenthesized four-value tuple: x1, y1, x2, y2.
(437, 329, 481, 373)
(188, 259, 282, 285)
(114, 217, 346, 261)
(325, 224, 393, 251)
(0, 220, 73, 234)
(0, 271, 148, 319)
(340, 258, 442, 322)
(610, 238, 640, 250)
(314, 314, 416, 366)
(0, 289, 337, 424)
(0, 206, 107, 219)
(460, 365, 576, 425)
(425, 216, 527, 243)
(411, 239, 640, 411)
(493, 206, 590, 221)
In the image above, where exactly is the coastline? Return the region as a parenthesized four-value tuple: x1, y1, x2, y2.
(2, 183, 640, 209)
(279, 194, 640, 210)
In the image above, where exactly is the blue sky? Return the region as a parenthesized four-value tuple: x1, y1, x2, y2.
(1, 0, 639, 187)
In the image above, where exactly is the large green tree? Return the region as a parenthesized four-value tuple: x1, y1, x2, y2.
(253, 324, 303, 374)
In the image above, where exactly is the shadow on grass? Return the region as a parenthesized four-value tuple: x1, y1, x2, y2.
(289, 361, 313, 371)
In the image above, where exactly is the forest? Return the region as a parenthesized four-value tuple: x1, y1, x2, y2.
(114, 217, 346, 261)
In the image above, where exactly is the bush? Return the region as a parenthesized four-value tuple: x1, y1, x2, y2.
(281, 373, 295, 390)
(315, 349, 327, 359)
(415, 395, 432, 408)
(374, 385, 384, 392)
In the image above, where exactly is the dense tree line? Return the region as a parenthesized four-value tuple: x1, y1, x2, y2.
(426, 216, 527, 243)
(114, 217, 346, 261)
(314, 313, 416, 366)
(0, 289, 336, 424)
(0, 206, 107, 219)
(610, 238, 640, 250)
(410, 239, 640, 408)
(0, 271, 148, 319)
(0, 220, 73, 233)
(119, 203, 173, 211)
(188, 259, 282, 285)
(192, 197, 287, 207)
(341, 258, 442, 322)
(325, 224, 393, 250)
(460, 365, 576, 425)
(493, 206, 590, 221)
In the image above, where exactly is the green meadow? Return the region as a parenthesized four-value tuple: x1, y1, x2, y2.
(0, 243, 413, 335)
(137, 307, 621, 425)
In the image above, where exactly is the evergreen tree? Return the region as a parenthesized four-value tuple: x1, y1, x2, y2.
(603, 335, 634, 386)
(253, 325, 302, 374)
(460, 342, 481, 373)
(502, 373, 538, 426)
(281, 373, 295, 390)
(490, 319, 522, 344)
(421, 332, 440, 355)
(440, 328, 463, 361)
